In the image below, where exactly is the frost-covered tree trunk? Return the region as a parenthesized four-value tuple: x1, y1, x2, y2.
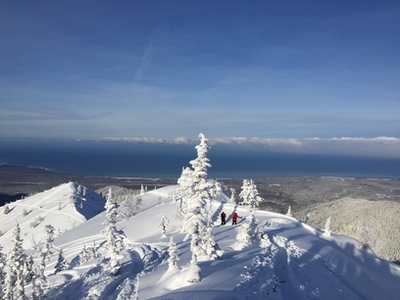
(103, 188, 122, 275)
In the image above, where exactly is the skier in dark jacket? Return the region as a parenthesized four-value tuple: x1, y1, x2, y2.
(231, 212, 242, 225)
(221, 211, 226, 225)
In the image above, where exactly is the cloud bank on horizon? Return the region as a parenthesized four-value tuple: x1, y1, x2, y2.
(97, 136, 400, 158)
(0, 1, 399, 140)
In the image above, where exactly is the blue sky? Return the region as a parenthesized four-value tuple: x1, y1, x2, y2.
(0, 1, 399, 140)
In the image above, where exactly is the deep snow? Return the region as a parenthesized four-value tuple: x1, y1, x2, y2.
(1, 183, 400, 299)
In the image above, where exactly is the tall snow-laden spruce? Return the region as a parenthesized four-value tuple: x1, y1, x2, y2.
(103, 188, 122, 275)
(181, 133, 221, 268)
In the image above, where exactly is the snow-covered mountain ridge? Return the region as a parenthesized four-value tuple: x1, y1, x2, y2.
(0, 182, 105, 253)
(1, 182, 398, 299)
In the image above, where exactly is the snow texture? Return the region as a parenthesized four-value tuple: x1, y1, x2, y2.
(0, 182, 399, 299)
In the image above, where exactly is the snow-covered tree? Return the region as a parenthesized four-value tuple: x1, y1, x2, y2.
(239, 179, 263, 212)
(357, 219, 378, 249)
(203, 225, 224, 260)
(103, 188, 123, 275)
(176, 166, 195, 219)
(286, 205, 292, 217)
(304, 213, 311, 223)
(236, 213, 261, 246)
(4, 223, 27, 300)
(158, 214, 170, 237)
(0, 244, 5, 290)
(24, 255, 35, 283)
(42, 225, 55, 260)
(167, 237, 180, 270)
(237, 179, 263, 247)
(323, 215, 332, 237)
(121, 195, 142, 220)
(182, 133, 221, 263)
(229, 187, 237, 204)
(3, 205, 10, 214)
(140, 184, 147, 195)
(31, 265, 45, 300)
(54, 249, 68, 273)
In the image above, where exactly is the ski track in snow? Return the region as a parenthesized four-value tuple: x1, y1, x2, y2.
(11, 201, 84, 223)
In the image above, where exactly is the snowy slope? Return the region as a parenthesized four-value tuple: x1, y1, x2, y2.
(21, 185, 400, 300)
(0, 182, 105, 253)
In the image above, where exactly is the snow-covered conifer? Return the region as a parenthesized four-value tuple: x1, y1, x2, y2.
(239, 179, 263, 212)
(54, 249, 68, 273)
(323, 215, 332, 237)
(229, 187, 237, 204)
(103, 188, 123, 275)
(121, 195, 142, 220)
(3, 254, 15, 299)
(158, 214, 170, 237)
(182, 133, 221, 263)
(305, 213, 311, 223)
(286, 205, 292, 217)
(5, 223, 27, 299)
(0, 244, 5, 289)
(24, 255, 35, 283)
(177, 166, 195, 219)
(167, 237, 180, 270)
(140, 184, 146, 195)
(3, 205, 10, 214)
(236, 213, 261, 246)
(31, 265, 45, 300)
(42, 225, 55, 259)
(203, 225, 224, 260)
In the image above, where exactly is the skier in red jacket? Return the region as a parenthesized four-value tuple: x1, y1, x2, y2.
(231, 212, 242, 225)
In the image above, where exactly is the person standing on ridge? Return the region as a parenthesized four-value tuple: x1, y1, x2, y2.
(231, 212, 242, 225)
(221, 211, 226, 225)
